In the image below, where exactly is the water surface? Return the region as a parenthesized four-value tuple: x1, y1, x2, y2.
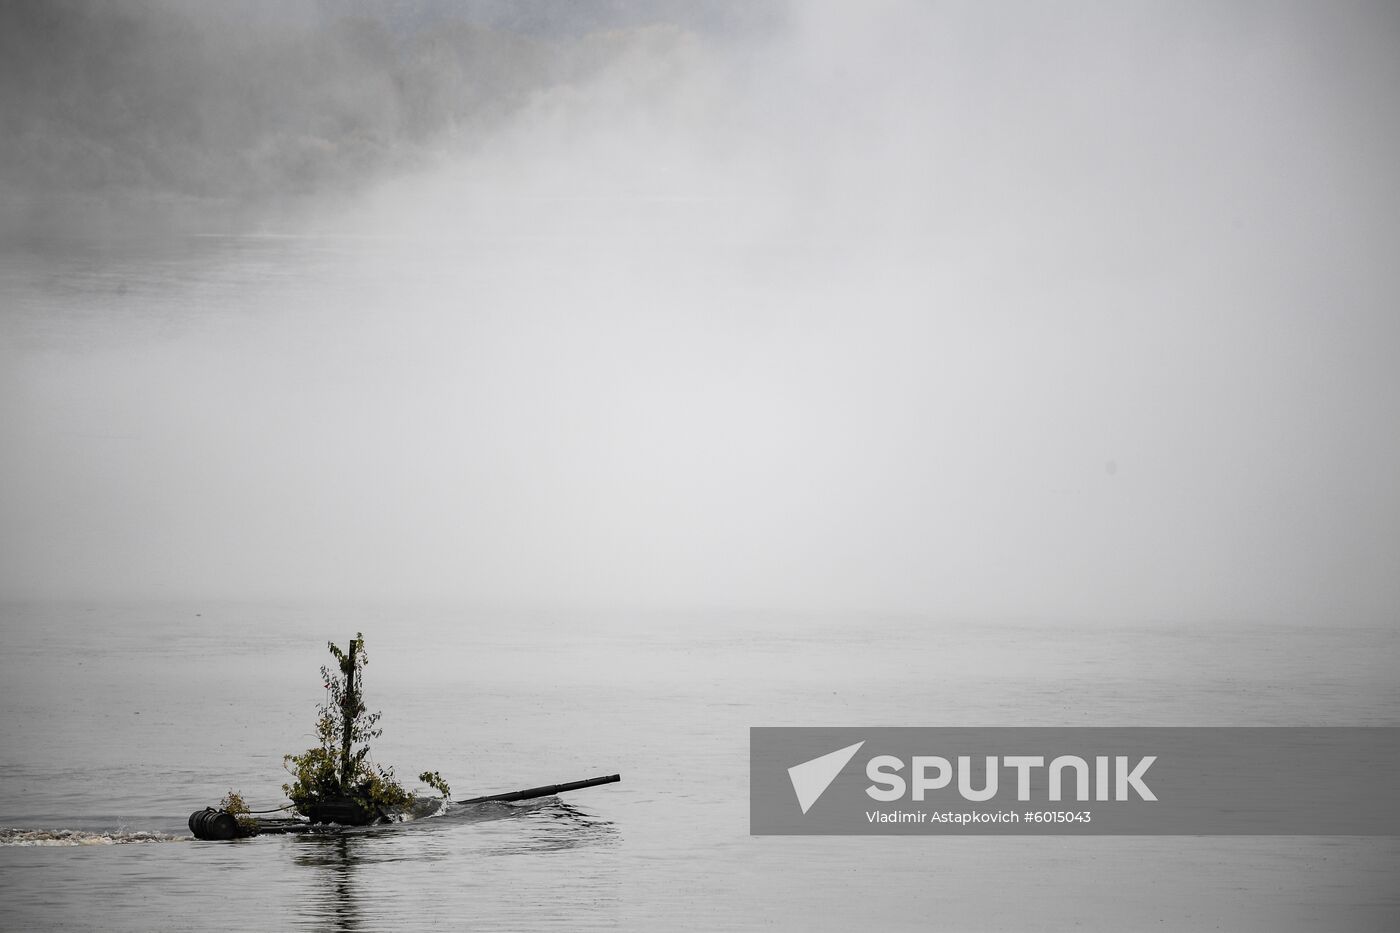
(1, 604, 1396, 931)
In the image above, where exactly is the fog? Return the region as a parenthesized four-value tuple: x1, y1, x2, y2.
(2, 1, 1398, 624)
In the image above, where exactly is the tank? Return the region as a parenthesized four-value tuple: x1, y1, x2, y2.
(300, 796, 376, 825)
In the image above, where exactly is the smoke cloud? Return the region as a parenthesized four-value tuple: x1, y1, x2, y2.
(2, 1, 1398, 624)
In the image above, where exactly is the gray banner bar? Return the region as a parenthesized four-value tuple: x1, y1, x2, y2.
(750, 728, 1400, 835)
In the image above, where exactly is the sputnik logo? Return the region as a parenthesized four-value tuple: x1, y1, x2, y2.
(788, 741, 865, 814)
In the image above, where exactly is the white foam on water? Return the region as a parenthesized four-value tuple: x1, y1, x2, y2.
(0, 828, 184, 846)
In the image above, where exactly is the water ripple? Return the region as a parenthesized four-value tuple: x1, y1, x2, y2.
(0, 828, 184, 846)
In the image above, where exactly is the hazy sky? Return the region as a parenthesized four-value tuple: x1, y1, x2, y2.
(2, 1, 1398, 624)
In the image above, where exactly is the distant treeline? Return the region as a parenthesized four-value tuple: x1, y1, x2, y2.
(0, 0, 725, 210)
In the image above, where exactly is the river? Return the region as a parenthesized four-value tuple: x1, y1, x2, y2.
(1, 603, 1396, 931)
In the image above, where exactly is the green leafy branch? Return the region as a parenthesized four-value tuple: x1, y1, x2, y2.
(282, 634, 449, 823)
